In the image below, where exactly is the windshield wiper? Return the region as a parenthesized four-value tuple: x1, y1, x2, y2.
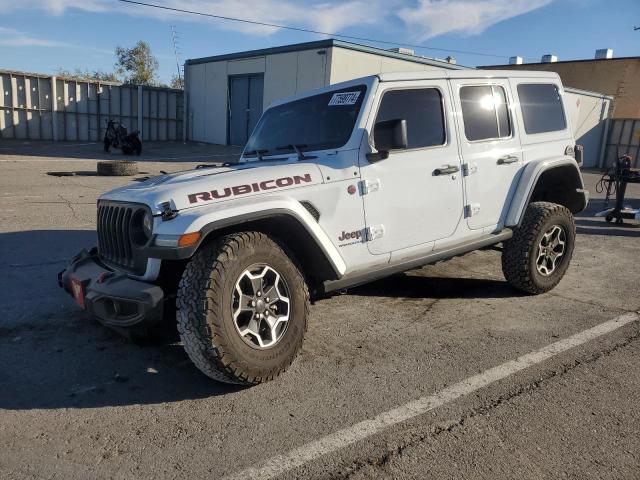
(244, 148, 270, 161)
(276, 144, 317, 161)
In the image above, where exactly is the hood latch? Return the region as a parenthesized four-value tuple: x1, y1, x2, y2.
(160, 202, 179, 221)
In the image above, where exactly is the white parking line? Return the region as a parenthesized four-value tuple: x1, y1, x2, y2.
(226, 312, 639, 480)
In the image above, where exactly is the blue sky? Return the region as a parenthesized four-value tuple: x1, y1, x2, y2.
(0, 0, 638, 84)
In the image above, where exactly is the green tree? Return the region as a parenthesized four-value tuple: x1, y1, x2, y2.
(56, 68, 119, 83)
(170, 74, 184, 90)
(115, 41, 159, 86)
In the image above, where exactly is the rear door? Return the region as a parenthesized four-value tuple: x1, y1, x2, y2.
(449, 79, 523, 230)
(360, 81, 465, 255)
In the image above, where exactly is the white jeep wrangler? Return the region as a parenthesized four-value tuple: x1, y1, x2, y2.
(60, 70, 588, 384)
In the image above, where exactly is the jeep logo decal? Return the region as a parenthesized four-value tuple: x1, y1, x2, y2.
(188, 174, 313, 204)
(338, 230, 362, 242)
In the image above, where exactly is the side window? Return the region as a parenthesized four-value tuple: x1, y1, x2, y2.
(459, 85, 511, 141)
(375, 88, 445, 149)
(517, 83, 567, 134)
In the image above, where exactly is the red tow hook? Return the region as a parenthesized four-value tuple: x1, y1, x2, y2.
(97, 272, 113, 284)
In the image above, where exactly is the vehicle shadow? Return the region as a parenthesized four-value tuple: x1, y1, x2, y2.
(575, 217, 640, 237)
(576, 225, 640, 237)
(348, 271, 520, 299)
(0, 320, 242, 411)
(0, 229, 242, 410)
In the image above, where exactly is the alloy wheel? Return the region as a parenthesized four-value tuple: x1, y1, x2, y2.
(232, 264, 291, 349)
(535, 225, 566, 276)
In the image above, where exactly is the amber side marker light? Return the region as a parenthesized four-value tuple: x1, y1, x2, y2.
(178, 232, 201, 247)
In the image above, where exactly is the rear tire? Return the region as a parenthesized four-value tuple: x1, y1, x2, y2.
(502, 202, 575, 294)
(176, 232, 309, 384)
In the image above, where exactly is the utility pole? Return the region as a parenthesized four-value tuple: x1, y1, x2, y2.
(170, 25, 182, 82)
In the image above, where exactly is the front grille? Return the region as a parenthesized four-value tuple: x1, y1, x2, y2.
(97, 202, 139, 271)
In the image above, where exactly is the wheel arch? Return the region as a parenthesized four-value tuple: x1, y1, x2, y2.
(195, 209, 343, 290)
(506, 158, 588, 227)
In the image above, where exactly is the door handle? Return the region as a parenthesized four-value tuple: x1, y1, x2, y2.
(433, 165, 460, 176)
(497, 155, 519, 165)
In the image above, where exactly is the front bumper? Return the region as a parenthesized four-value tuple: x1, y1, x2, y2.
(58, 248, 164, 329)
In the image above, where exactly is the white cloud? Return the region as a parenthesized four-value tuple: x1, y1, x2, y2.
(398, 0, 553, 40)
(0, 0, 383, 36)
(0, 26, 72, 47)
(0, 26, 112, 53)
(0, 0, 553, 41)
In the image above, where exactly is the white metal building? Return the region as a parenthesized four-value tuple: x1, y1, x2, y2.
(184, 39, 463, 146)
(184, 39, 612, 168)
(563, 87, 612, 167)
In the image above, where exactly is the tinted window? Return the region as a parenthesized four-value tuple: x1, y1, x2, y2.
(245, 85, 366, 155)
(517, 83, 567, 134)
(375, 88, 445, 149)
(460, 85, 511, 141)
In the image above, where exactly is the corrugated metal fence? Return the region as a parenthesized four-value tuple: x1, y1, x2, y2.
(0, 70, 183, 142)
(603, 118, 640, 168)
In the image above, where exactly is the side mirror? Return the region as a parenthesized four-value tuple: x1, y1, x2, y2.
(368, 119, 408, 162)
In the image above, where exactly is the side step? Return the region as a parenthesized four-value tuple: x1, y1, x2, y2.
(323, 229, 513, 293)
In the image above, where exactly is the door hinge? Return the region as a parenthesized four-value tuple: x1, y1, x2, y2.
(462, 162, 478, 176)
(365, 224, 385, 241)
(360, 179, 381, 195)
(464, 203, 481, 217)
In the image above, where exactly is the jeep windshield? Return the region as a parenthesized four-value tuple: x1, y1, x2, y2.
(244, 84, 367, 158)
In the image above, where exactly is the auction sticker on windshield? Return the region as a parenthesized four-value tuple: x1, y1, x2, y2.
(328, 91, 361, 106)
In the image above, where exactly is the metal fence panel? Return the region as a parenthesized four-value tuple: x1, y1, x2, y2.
(0, 69, 183, 142)
(604, 118, 640, 168)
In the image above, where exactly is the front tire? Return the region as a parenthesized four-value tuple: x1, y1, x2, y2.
(176, 232, 309, 384)
(502, 202, 576, 294)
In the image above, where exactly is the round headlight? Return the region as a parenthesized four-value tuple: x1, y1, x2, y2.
(143, 211, 153, 237)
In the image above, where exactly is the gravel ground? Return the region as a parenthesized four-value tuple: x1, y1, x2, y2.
(0, 141, 639, 480)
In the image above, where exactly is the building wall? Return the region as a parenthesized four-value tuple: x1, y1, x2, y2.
(186, 47, 331, 144)
(329, 47, 445, 84)
(480, 58, 640, 119)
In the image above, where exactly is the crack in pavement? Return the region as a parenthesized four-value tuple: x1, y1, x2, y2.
(337, 326, 640, 479)
(0, 259, 67, 269)
(58, 194, 80, 220)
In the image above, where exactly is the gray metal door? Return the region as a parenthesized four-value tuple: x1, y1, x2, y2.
(228, 74, 264, 146)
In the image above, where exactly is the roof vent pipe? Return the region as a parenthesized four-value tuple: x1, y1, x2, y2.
(541, 54, 558, 63)
(595, 48, 613, 59)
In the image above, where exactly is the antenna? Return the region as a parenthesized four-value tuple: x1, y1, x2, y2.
(170, 25, 182, 82)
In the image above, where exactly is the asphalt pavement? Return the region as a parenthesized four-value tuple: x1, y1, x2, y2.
(0, 141, 638, 479)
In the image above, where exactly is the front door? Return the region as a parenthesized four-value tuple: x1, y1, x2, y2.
(360, 82, 464, 255)
(228, 74, 264, 146)
(449, 79, 523, 230)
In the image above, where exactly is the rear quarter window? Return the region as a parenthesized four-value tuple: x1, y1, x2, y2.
(517, 83, 567, 134)
(459, 85, 511, 142)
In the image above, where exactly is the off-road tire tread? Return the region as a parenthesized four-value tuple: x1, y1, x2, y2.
(176, 232, 309, 385)
(97, 160, 138, 176)
(502, 201, 575, 295)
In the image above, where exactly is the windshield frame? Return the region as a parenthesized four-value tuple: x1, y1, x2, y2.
(242, 82, 370, 160)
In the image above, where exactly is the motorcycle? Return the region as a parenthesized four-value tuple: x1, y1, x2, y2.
(103, 120, 142, 155)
